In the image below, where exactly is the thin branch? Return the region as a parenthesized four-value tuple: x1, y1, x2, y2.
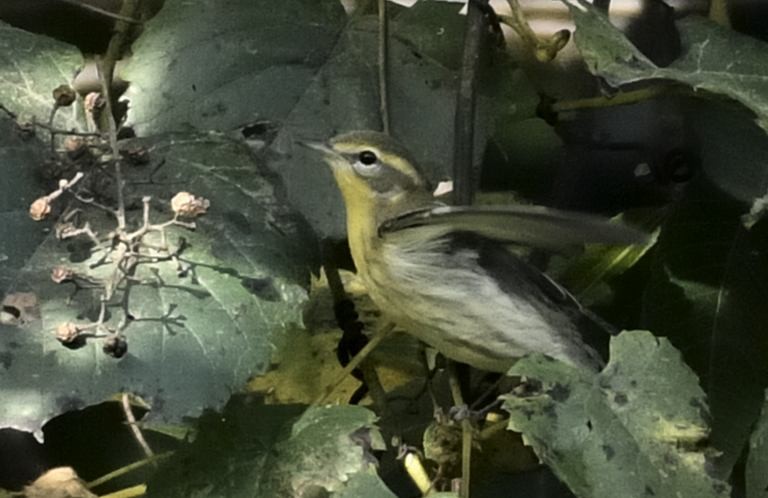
(315, 322, 395, 405)
(378, 0, 391, 134)
(121, 393, 155, 459)
(97, 0, 142, 230)
(97, 58, 126, 230)
(56, 0, 143, 24)
(452, 0, 488, 206)
(550, 83, 682, 113)
(98, 484, 147, 498)
(87, 451, 173, 489)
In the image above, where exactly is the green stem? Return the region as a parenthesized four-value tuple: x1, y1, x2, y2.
(378, 0, 390, 134)
(550, 84, 682, 113)
(87, 451, 174, 489)
(447, 362, 472, 498)
(708, 0, 730, 27)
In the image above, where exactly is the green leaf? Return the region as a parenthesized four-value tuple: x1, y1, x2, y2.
(551, 209, 662, 305)
(502, 331, 730, 498)
(124, 0, 539, 237)
(562, 0, 768, 132)
(0, 22, 84, 130)
(747, 391, 768, 498)
(147, 397, 393, 497)
(123, 0, 347, 135)
(0, 116, 49, 295)
(0, 133, 316, 438)
(642, 176, 768, 476)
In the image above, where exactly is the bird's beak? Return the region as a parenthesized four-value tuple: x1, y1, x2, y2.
(298, 140, 334, 156)
(297, 140, 347, 173)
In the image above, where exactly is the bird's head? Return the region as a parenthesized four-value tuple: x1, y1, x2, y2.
(305, 131, 431, 216)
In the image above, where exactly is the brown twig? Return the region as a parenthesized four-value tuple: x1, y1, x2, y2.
(97, 0, 141, 230)
(447, 362, 473, 498)
(87, 451, 173, 489)
(377, 0, 391, 134)
(452, 0, 488, 206)
(56, 0, 143, 24)
(121, 393, 155, 459)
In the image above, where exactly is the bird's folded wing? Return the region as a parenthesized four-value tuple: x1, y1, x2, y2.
(378, 205, 648, 250)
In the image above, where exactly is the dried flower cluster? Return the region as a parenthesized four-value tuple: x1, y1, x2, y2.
(171, 191, 210, 218)
(18, 80, 212, 358)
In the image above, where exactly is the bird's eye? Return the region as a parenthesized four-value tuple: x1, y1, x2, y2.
(358, 150, 378, 166)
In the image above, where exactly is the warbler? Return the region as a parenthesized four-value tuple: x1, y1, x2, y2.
(306, 131, 645, 372)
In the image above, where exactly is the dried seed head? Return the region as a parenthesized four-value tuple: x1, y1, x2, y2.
(84, 92, 104, 113)
(52, 84, 77, 107)
(55, 322, 80, 344)
(29, 197, 52, 221)
(51, 266, 74, 283)
(63, 136, 89, 160)
(171, 191, 210, 218)
(121, 145, 150, 165)
(103, 335, 128, 358)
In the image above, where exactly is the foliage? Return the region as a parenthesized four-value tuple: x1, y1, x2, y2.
(145, 396, 392, 498)
(563, 0, 768, 133)
(0, 0, 768, 497)
(747, 391, 768, 498)
(503, 331, 729, 498)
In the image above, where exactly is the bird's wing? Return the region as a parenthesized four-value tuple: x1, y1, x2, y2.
(379, 204, 647, 251)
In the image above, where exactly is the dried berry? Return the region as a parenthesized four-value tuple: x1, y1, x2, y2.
(171, 191, 210, 218)
(121, 145, 150, 165)
(55, 322, 80, 344)
(29, 197, 51, 221)
(63, 136, 89, 160)
(103, 335, 128, 358)
(84, 92, 104, 113)
(52, 84, 77, 107)
(51, 266, 74, 284)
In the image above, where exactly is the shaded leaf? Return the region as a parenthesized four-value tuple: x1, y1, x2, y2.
(0, 22, 83, 130)
(502, 331, 729, 498)
(642, 177, 768, 476)
(0, 133, 316, 438)
(551, 209, 662, 306)
(562, 0, 768, 132)
(124, 0, 538, 236)
(123, 0, 348, 135)
(147, 396, 392, 498)
(0, 116, 49, 295)
(747, 390, 768, 498)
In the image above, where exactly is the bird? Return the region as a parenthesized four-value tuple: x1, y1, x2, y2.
(305, 130, 646, 373)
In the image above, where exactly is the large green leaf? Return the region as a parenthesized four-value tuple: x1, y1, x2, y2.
(502, 331, 730, 498)
(124, 0, 539, 237)
(562, 0, 768, 132)
(0, 21, 83, 130)
(747, 391, 768, 498)
(147, 397, 393, 498)
(0, 133, 316, 438)
(0, 116, 49, 296)
(123, 0, 347, 135)
(642, 176, 768, 476)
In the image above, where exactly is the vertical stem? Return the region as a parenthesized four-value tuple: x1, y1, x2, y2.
(97, 0, 141, 230)
(97, 57, 125, 230)
(453, 0, 487, 206)
(708, 0, 730, 27)
(448, 362, 472, 498)
(121, 393, 154, 459)
(378, 0, 391, 134)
